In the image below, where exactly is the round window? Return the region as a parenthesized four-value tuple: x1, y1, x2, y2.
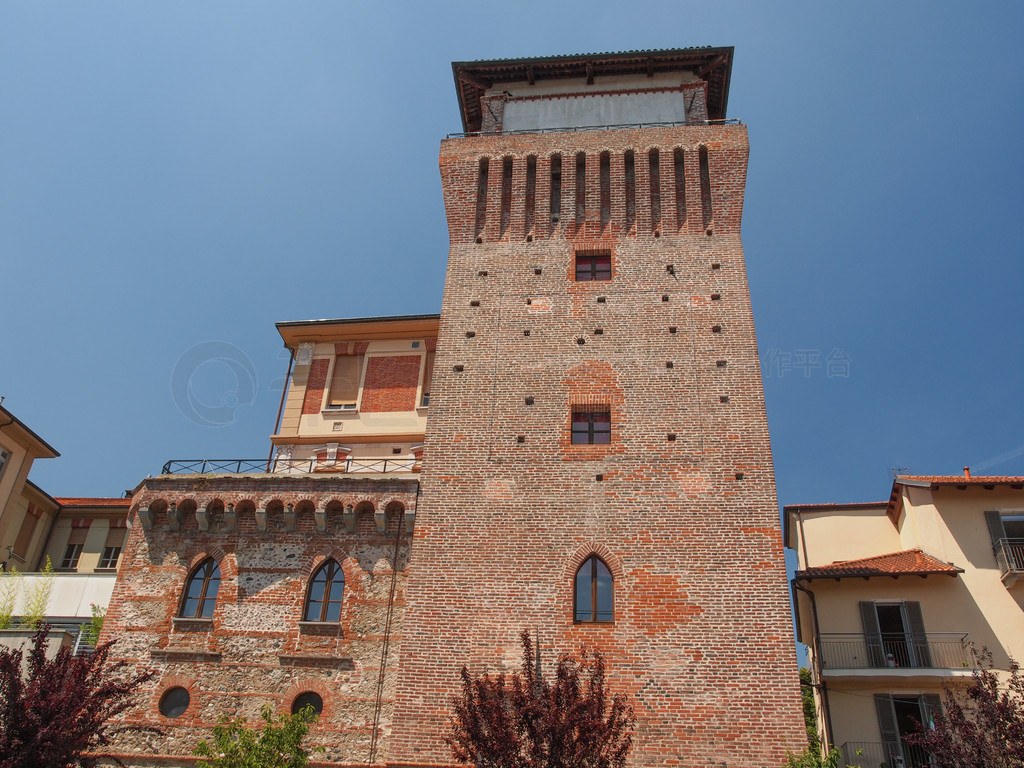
(291, 691, 324, 716)
(159, 686, 190, 718)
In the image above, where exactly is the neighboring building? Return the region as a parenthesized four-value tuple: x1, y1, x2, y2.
(100, 47, 806, 767)
(786, 472, 1024, 768)
(0, 403, 60, 572)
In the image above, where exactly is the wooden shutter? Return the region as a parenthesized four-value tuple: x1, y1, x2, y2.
(328, 355, 362, 405)
(104, 524, 126, 549)
(860, 601, 884, 667)
(904, 601, 932, 667)
(985, 510, 1006, 548)
(874, 695, 901, 766)
(422, 352, 435, 397)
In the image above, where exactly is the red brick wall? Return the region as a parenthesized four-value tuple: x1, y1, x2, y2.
(301, 358, 330, 414)
(361, 355, 421, 413)
(388, 124, 807, 767)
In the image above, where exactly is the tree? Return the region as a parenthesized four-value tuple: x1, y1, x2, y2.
(193, 704, 322, 768)
(445, 630, 635, 768)
(0, 624, 154, 768)
(903, 645, 1024, 768)
(22, 556, 54, 629)
(0, 565, 20, 630)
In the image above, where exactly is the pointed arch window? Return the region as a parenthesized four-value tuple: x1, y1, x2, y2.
(179, 558, 220, 619)
(574, 555, 613, 623)
(304, 559, 345, 622)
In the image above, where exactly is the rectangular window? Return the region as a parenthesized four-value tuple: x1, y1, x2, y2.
(327, 353, 363, 409)
(421, 351, 435, 407)
(98, 546, 122, 569)
(0, 449, 9, 482)
(574, 251, 611, 282)
(572, 408, 611, 445)
(61, 543, 84, 569)
(985, 511, 1024, 576)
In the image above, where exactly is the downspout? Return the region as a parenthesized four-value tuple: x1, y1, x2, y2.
(266, 348, 295, 472)
(794, 580, 834, 754)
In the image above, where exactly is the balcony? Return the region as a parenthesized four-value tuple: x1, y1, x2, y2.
(818, 633, 973, 678)
(995, 538, 1024, 587)
(161, 457, 419, 476)
(841, 741, 933, 768)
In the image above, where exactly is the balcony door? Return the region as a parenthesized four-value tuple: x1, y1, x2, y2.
(860, 601, 932, 668)
(874, 693, 941, 767)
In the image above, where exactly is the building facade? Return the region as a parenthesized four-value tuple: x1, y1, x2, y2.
(99, 47, 806, 767)
(786, 473, 1024, 768)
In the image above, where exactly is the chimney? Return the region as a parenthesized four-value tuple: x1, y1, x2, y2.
(964, 466, 971, 479)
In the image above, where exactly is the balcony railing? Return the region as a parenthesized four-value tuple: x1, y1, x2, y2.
(818, 632, 971, 671)
(161, 458, 419, 476)
(996, 538, 1024, 582)
(445, 117, 742, 139)
(842, 741, 933, 768)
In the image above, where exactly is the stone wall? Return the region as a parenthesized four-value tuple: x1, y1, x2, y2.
(100, 474, 418, 765)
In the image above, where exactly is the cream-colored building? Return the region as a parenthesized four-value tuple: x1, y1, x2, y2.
(0, 403, 60, 572)
(786, 472, 1024, 768)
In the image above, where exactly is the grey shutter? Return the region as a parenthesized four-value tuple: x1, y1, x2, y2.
(860, 601, 884, 667)
(985, 510, 1006, 546)
(922, 693, 942, 730)
(874, 695, 902, 766)
(904, 601, 932, 668)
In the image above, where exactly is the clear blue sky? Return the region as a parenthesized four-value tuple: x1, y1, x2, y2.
(3, 1, 1022, 510)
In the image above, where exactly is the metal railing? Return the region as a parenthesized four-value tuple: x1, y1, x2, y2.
(161, 458, 419, 476)
(995, 538, 1024, 577)
(841, 741, 933, 768)
(819, 632, 971, 670)
(445, 117, 741, 139)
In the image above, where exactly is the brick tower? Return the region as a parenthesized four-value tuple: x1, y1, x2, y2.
(389, 48, 806, 766)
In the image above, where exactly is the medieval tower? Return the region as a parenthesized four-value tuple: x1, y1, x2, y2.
(388, 48, 807, 766)
(98, 47, 806, 768)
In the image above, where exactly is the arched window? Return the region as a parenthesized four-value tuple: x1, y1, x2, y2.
(574, 555, 613, 623)
(180, 558, 220, 618)
(304, 559, 344, 622)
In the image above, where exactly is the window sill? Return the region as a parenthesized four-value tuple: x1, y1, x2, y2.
(172, 617, 213, 632)
(415, 405, 430, 415)
(322, 408, 360, 419)
(94, 567, 118, 573)
(297, 621, 342, 637)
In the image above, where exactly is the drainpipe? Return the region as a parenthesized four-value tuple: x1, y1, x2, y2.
(794, 580, 835, 754)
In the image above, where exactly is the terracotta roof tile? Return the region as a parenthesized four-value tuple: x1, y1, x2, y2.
(795, 549, 962, 581)
(56, 497, 130, 508)
(897, 475, 1024, 485)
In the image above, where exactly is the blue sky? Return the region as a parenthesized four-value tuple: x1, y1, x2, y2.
(2, 1, 1022, 513)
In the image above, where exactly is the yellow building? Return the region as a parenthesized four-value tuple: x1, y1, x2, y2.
(0, 402, 60, 572)
(785, 472, 1024, 767)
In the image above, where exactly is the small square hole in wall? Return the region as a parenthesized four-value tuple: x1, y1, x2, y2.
(392, 448, 402, 454)
(594, 328, 603, 335)
(711, 263, 721, 270)
(534, 267, 542, 275)
(669, 326, 677, 334)
(665, 361, 674, 369)
(667, 433, 677, 441)
(453, 364, 465, 372)
(720, 395, 730, 403)
(711, 293, 721, 301)
(595, 474, 604, 481)
(735, 472, 745, 480)
(716, 360, 728, 368)
(516, 435, 525, 443)
(597, 296, 607, 304)
(524, 396, 534, 405)
(466, 331, 476, 338)
(470, 300, 480, 307)
(712, 325, 722, 333)
(478, 270, 488, 276)
(662, 295, 669, 302)
(523, 330, 531, 336)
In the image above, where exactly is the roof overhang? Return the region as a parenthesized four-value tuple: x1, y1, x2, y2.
(452, 46, 734, 132)
(887, 475, 1024, 522)
(276, 314, 441, 348)
(0, 405, 59, 459)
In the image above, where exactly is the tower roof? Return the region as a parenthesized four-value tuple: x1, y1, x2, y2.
(452, 46, 734, 132)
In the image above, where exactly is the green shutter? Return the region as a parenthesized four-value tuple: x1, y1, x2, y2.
(986, 510, 1006, 548)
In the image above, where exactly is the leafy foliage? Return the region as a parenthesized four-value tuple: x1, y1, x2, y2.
(904, 645, 1024, 768)
(445, 630, 635, 768)
(193, 704, 322, 768)
(84, 604, 105, 648)
(0, 624, 154, 768)
(0, 565, 20, 630)
(781, 744, 844, 768)
(21, 556, 54, 629)
(799, 667, 820, 749)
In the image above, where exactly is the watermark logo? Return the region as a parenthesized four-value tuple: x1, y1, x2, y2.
(762, 348, 852, 379)
(170, 341, 258, 427)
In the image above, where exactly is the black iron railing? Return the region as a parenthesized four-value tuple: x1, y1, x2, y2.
(819, 632, 971, 670)
(996, 538, 1024, 577)
(842, 741, 933, 768)
(161, 458, 418, 476)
